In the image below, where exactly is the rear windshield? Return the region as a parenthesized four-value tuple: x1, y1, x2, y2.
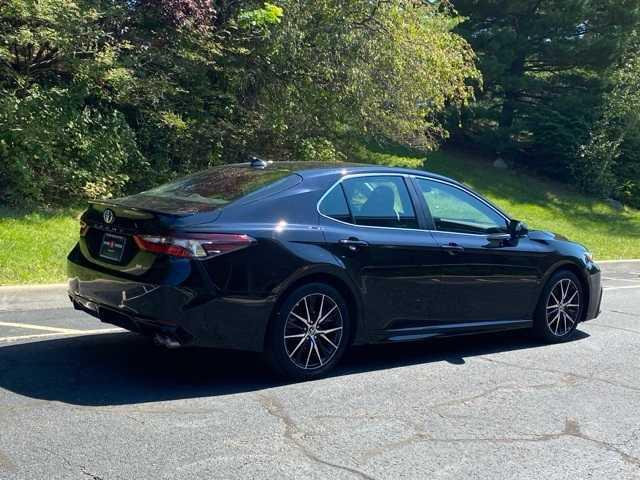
(140, 165, 302, 206)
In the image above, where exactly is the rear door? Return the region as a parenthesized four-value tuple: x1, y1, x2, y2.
(319, 174, 442, 338)
(411, 176, 543, 322)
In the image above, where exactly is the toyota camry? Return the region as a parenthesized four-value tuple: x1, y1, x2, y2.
(68, 159, 602, 379)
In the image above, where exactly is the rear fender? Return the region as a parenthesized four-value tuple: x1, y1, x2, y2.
(268, 262, 366, 346)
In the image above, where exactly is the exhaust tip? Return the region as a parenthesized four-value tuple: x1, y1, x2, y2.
(153, 333, 182, 349)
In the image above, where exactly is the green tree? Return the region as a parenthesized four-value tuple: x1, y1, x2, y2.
(453, 0, 640, 177)
(0, 0, 480, 206)
(238, 0, 480, 159)
(579, 33, 640, 205)
(0, 0, 142, 205)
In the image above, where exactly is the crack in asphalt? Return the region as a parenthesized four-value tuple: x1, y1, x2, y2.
(43, 447, 107, 480)
(589, 321, 640, 336)
(257, 392, 377, 480)
(358, 418, 640, 467)
(612, 425, 640, 449)
(303, 373, 640, 468)
(427, 378, 578, 411)
(0, 448, 16, 472)
(604, 309, 638, 318)
(477, 356, 640, 393)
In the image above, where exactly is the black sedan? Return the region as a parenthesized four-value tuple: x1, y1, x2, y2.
(68, 159, 602, 379)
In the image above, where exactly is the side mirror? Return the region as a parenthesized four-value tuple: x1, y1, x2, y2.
(486, 232, 511, 242)
(509, 220, 528, 238)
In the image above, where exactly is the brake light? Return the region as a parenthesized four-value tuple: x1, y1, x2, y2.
(133, 233, 255, 258)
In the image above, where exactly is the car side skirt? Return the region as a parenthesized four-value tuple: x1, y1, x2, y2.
(377, 319, 533, 343)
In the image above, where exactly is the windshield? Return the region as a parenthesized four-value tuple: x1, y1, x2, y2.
(141, 165, 302, 206)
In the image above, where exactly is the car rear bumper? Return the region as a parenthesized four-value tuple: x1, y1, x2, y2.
(67, 245, 274, 351)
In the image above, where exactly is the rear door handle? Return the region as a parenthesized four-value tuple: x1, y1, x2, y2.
(441, 242, 464, 254)
(339, 238, 369, 250)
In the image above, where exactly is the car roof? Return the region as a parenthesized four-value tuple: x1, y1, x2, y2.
(227, 159, 477, 199)
(283, 161, 465, 188)
(227, 160, 460, 185)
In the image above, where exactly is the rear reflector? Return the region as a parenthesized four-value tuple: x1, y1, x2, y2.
(133, 233, 255, 258)
(79, 220, 89, 237)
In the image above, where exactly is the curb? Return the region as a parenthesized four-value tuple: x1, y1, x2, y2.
(0, 283, 67, 292)
(597, 259, 640, 264)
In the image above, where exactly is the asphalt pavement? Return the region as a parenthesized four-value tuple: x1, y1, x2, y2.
(0, 261, 639, 479)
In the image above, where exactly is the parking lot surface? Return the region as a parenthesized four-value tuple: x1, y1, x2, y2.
(0, 262, 639, 479)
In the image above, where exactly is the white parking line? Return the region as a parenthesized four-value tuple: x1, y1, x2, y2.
(604, 285, 640, 291)
(0, 321, 85, 334)
(602, 276, 640, 283)
(0, 328, 123, 343)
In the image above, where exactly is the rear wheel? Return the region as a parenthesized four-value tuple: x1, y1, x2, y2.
(534, 270, 583, 342)
(265, 283, 351, 380)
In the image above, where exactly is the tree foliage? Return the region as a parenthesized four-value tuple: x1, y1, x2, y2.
(580, 34, 640, 206)
(0, 0, 479, 206)
(453, 0, 640, 183)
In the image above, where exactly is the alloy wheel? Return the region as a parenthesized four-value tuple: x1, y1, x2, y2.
(283, 293, 344, 370)
(545, 278, 580, 336)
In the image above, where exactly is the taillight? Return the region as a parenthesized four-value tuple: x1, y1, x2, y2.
(133, 233, 255, 258)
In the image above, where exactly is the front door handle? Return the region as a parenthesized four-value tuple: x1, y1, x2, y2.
(339, 238, 369, 250)
(441, 242, 464, 254)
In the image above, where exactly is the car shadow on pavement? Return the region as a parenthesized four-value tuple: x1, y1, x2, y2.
(0, 329, 589, 406)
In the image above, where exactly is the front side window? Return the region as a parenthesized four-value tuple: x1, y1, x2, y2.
(416, 178, 507, 234)
(339, 176, 418, 229)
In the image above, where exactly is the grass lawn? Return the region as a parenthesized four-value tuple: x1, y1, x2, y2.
(1, 146, 639, 284)
(0, 207, 81, 285)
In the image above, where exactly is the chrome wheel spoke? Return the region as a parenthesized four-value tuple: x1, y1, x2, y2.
(317, 305, 338, 326)
(290, 311, 311, 327)
(317, 295, 325, 323)
(285, 333, 307, 339)
(317, 326, 343, 335)
(284, 293, 343, 370)
(565, 291, 578, 304)
(312, 339, 323, 367)
(305, 340, 313, 368)
(319, 333, 338, 349)
(288, 334, 308, 358)
(565, 312, 576, 326)
(546, 279, 580, 337)
(303, 296, 311, 325)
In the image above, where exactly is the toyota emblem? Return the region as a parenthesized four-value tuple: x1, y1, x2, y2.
(103, 209, 115, 224)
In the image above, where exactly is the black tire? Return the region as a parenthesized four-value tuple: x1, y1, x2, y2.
(265, 283, 351, 380)
(533, 270, 583, 343)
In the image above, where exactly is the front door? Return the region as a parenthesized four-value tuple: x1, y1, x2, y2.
(411, 177, 543, 323)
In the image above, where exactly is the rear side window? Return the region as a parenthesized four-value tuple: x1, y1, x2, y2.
(320, 175, 418, 229)
(142, 166, 301, 206)
(319, 185, 351, 223)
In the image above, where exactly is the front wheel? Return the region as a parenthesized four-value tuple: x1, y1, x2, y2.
(534, 270, 583, 342)
(265, 283, 351, 380)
